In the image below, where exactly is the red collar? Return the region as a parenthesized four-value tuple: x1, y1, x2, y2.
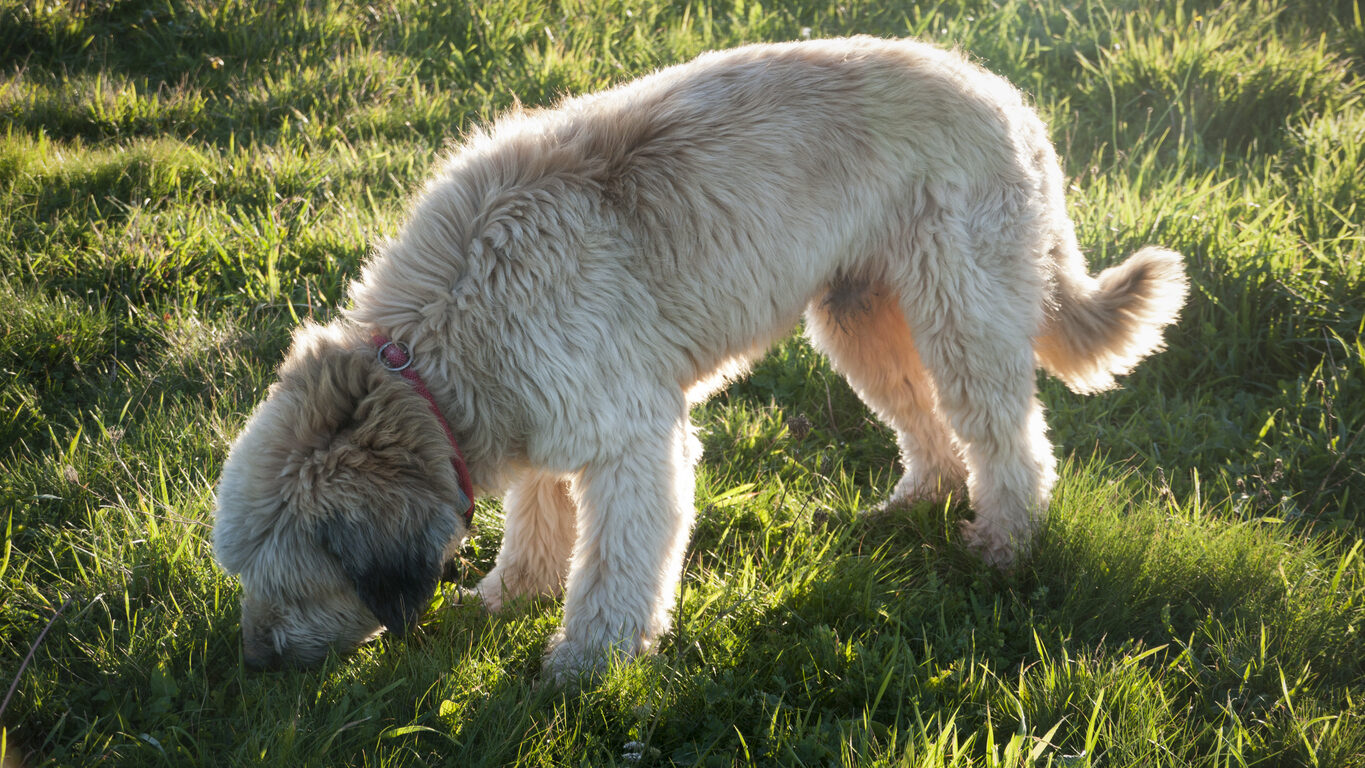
(374, 335, 475, 526)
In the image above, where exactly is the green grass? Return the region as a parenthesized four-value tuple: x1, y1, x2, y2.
(2, 0, 1363, 765)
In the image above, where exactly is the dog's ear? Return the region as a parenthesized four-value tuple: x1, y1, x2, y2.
(276, 323, 469, 635)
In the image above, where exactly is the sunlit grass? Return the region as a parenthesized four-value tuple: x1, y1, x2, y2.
(2, 0, 1363, 765)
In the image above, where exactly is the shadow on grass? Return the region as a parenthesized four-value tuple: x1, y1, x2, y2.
(599, 463, 1365, 765)
(12, 455, 1358, 766)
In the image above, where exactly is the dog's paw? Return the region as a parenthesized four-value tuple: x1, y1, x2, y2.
(888, 469, 966, 508)
(476, 568, 564, 614)
(541, 631, 647, 687)
(958, 518, 1028, 570)
(541, 632, 604, 687)
(473, 576, 510, 613)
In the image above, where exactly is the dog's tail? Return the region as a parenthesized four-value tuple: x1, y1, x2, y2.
(1035, 246, 1189, 394)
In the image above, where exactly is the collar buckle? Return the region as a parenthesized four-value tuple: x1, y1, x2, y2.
(377, 340, 414, 372)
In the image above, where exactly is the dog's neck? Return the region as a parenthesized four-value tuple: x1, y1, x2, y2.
(373, 334, 476, 525)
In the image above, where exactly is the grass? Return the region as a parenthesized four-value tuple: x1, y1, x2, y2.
(2, 0, 1363, 764)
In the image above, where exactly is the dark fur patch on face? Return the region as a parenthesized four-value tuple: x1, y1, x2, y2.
(318, 512, 456, 635)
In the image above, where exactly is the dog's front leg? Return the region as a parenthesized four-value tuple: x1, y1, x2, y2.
(543, 406, 698, 682)
(477, 471, 576, 611)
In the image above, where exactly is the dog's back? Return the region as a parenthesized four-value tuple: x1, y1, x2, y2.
(355, 38, 1090, 386)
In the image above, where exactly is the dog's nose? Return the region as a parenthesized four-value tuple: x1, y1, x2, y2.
(242, 641, 284, 671)
(440, 557, 463, 583)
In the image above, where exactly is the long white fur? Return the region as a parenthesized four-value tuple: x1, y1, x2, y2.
(213, 36, 1187, 675)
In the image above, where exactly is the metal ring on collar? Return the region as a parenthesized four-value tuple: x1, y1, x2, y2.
(377, 340, 414, 372)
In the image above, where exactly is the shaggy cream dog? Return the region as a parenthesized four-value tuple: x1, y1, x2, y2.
(213, 36, 1187, 673)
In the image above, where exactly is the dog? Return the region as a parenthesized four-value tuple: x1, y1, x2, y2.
(212, 36, 1188, 674)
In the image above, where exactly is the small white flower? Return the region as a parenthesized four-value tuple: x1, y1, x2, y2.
(622, 741, 660, 763)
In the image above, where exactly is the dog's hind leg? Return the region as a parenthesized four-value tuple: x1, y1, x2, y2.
(477, 471, 577, 612)
(543, 397, 698, 680)
(806, 277, 967, 505)
(893, 261, 1058, 569)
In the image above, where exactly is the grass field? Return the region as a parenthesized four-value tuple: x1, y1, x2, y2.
(2, 0, 1364, 765)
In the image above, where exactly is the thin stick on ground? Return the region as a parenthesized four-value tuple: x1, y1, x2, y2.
(0, 596, 73, 721)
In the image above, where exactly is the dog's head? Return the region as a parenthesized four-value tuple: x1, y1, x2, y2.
(213, 322, 469, 668)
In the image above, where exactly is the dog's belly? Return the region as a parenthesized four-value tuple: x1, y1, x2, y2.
(628, 190, 884, 395)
